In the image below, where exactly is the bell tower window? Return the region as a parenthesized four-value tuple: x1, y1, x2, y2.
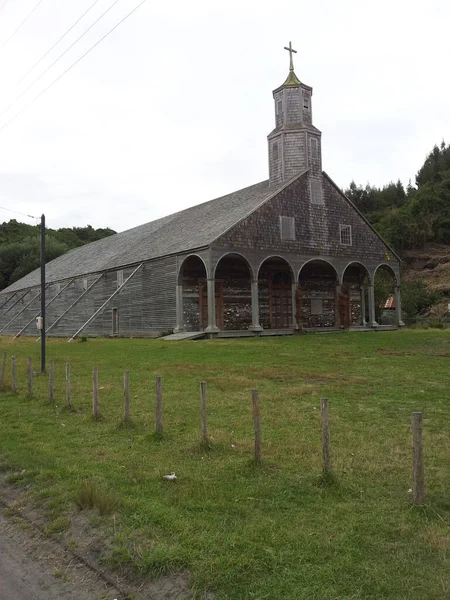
(276, 100, 283, 115)
(273, 142, 279, 161)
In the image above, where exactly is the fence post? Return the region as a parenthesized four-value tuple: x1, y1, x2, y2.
(11, 355, 16, 393)
(412, 412, 424, 505)
(0, 351, 6, 388)
(200, 381, 207, 444)
(124, 370, 130, 422)
(92, 367, 99, 418)
(320, 398, 332, 477)
(252, 389, 261, 465)
(48, 360, 55, 403)
(155, 376, 163, 435)
(65, 362, 71, 409)
(27, 357, 33, 396)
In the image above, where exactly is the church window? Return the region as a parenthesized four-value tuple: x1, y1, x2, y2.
(112, 307, 119, 335)
(117, 270, 124, 287)
(311, 138, 318, 159)
(55, 283, 61, 295)
(82, 278, 88, 291)
(310, 180, 323, 205)
(280, 216, 295, 241)
(273, 142, 279, 161)
(340, 224, 352, 246)
(277, 100, 283, 116)
(303, 96, 309, 110)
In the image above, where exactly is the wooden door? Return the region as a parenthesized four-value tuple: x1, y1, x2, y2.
(199, 280, 224, 329)
(269, 273, 292, 328)
(338, 285, 351, 328)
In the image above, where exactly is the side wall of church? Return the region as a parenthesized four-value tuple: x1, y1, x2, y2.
(1, 257, 177, 338)
(82, 257, 177, 337)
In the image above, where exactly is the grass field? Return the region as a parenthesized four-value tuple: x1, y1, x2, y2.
(1, 331, 450, 599)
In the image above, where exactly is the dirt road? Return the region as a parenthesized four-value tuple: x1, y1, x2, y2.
(0, 512, 121, 600)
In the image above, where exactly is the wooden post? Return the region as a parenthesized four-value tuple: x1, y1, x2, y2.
(200, 381, 207, 444)
(321, 398, 332, 477)
(0, 351, 6, 388)
(124, 370, 130, 422)
(412, 412, 425, 505)
(27, 357, 33, 396)
(48, 360, 55, 403)
(155, 376, 163, 435)
(252, 389, 261, 465)
(65, 362, 71, 409)
(92, 367, 99, 418)
(11, 355, 16, 393)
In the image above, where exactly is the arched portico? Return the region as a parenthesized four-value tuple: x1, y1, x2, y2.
(341, 262, 371, 327)
(373, 263, 404, 326)
(213, 253, 253, 331)
(175, 254, 208, 332)
(298, 260, 339, 328)
(257, 256, 295, 329)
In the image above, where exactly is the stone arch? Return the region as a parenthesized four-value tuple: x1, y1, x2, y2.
(257, 256, 295, 329)
(296, 258, 338, 282)
(341, 262, 371, 327)
(298, 259, 339, 329)
(373, 262, 398, 285)
(373, 263, 398, 325)
(177, 254, 208, 285)
(214, 253, 253, 330)
(213, 252, 255, 280)
(177, 255, 208, 331)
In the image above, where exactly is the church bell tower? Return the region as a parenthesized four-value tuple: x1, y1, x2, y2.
(268, 42, 322, 186)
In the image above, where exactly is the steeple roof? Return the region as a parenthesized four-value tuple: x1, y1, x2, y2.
(281, 70, 301, 86)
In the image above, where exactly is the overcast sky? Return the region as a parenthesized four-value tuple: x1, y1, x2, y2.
(0, 0, 448, 233)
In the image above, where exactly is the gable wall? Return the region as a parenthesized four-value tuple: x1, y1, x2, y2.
(214, 173, 396, 264)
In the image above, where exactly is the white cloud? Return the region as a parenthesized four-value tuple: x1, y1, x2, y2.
(0, 0, 448, 231)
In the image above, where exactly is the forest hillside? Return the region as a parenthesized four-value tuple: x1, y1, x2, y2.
(0, 221, 115, 291)
(346, 142, 450, 324)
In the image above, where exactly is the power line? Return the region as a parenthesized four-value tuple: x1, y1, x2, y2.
(0, 0, 122, 119)
(0, 205, 39, 220)
(0, 0, 45, 50)
(0, 0, 147, 134)
(0, 0, 10, 15)
(0, 0, 102, 104)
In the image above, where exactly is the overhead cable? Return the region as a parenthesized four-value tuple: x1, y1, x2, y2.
(0, 0, 148, 134)
(0, 0, 102, 104)
(0, 0, 10, 16)
(0, 0, 45, 50)
(0, 205, 39, 220)
(0, 0, 123, 119)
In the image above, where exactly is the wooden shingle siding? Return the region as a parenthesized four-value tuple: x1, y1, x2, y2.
(80, 257, 177, 337)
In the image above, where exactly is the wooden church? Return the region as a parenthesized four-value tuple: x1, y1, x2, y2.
(0, 44, 404, 339)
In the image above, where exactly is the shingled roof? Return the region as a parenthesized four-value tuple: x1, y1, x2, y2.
(2, 175, 301, 294)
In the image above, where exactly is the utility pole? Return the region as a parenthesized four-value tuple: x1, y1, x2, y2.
(40, 213, 46, 373)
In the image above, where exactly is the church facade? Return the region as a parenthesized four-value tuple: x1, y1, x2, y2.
(0, 46, 403, 339)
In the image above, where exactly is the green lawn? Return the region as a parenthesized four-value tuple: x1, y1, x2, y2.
(1, 331, 450, 599)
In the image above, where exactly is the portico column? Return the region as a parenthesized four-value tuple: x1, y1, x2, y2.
(173, 283, 184, 333)
(205, 278, 219, 333)
(368, 284, 378, 327)
(335, 283, 342, 328)
(249, 279, 263, 332)
(360, 286, 367, 326)
(291, 283, 298, 329)
(394, 284, 405, 327)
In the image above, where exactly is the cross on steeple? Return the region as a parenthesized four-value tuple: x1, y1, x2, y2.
(284, 41, 297, 72)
